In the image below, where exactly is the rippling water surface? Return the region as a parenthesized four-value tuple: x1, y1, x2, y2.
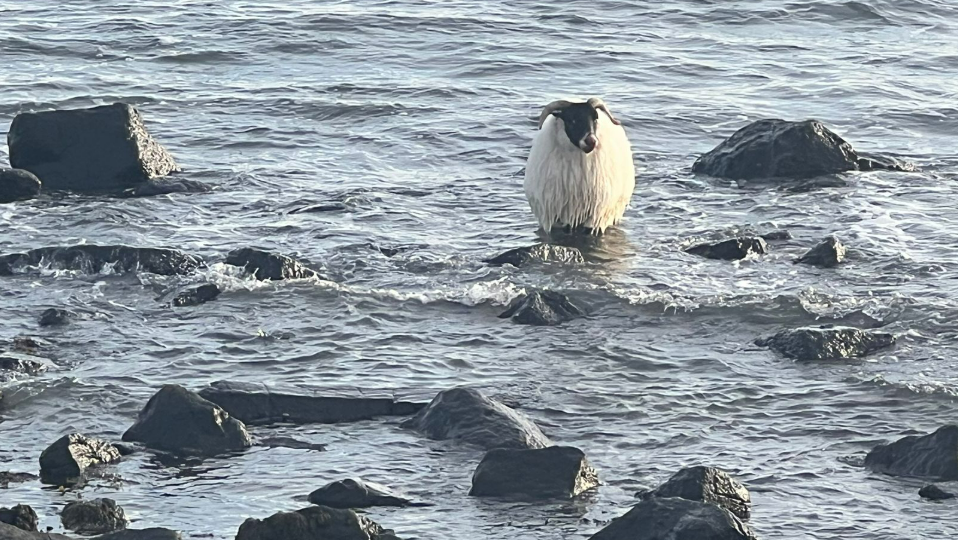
(2, 1, 958, 538)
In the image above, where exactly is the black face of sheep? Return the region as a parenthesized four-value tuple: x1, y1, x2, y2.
(552, 102, 601, 153)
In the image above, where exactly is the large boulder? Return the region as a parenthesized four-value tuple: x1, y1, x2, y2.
(171, 284, 220, 307)
(39, 433, 121, 485)
(61, 498, 127, 535)
(484, 244, 584, 267)
(864, 425, 958, 480)
(469, 446, 598, 499)
(0, 504, 38, 532)
(796, 236, 846, 268)
(198, 381, 423, 426)
(686, 237, 768, 261)
(307, 478, 424, 508)
(400, 387, 551, 450)
(0, 245, 202, 277)
(498, 290, 586, 326)
(7, 103, 177, 193)
(641, 466, 751, 521)
(589, 497, 757, 540)
(0, 169, 41, 203)
(225, 248, 319, 281)
(235, 506, 399, 540)
(756, 326, 895, 360)
(692, 119, 912, 180)
(122, 384, 252, 456)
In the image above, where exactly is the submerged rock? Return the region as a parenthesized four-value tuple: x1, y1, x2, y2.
(401, 387, 551, 450)
(225, 248, 319, 281)
(0, 504, 38, 532)
(0, 169, 41, 203)
(0, 245, 202, 277)
(484, 244, 584, 267)
(796, 236, 846, 268)
(498, 290, 586, 326)
(756, 326, 895, 360)
(61, 498, 128, 535)
(865, 425, 958, 480)
(122, 178, 211, 198)
(8, 103, 178, 193)
(641, 466, 751, 521)
(171, 284, 221, 307)
(686, 237, 768, 261)
(0, 472, 38, 487)
(919, 484, 956, 500)
(198, 380, 423, 426)
(39, 308, 75, 327)
(235, 505, 399, 540)
(122, 384, 252, 457)
(39, 433, 121, 486)
(0, 352, 48, 376)
(258, 436, 327, 452)
(760, 230, 792, 241)
(470, 446, 599, 499)
(95, 530, 182, 540)
(589, 497, 757, 540)
(308, 478, 426, 509)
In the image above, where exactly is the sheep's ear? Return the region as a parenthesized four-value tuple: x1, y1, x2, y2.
(538, 99, 573, 129)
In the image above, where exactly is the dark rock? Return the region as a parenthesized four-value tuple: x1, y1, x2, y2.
(122, 384, 252, 457)
(0, 353, 48, 375)
(0, 169, 41, 203)
(198, 380, 423, 426)
(760, 230, 792, 241)
(39, 308, 75, 327)
(484, 244, 584, 267)
(919, 484, 956, 500)
(796, 236, 846, 268)
(258, 436, 327, 452)
(39, 433, 121, 486)
(95, 529, 182, 540)
(171, 284, 220, 307)
(0, 523, 70, 539)
(686, 237, 768, 261)
(225, 248, 318, 281)
(61, 498, 127, 535)
(0, 504, 38, 532)
(857, 152, 917, 172)
(113, 443, 137, 456)
(0, 472, 38, 487)
(865, 425, 958, 480)
(308, 478, 425, 508)
(756, 326, 895, 360)
(470, 446, 598, 499)
(498, 290, 586, 326)
(589, 497, 757, 540)
(401, 387, 551, 450)
(122, 178, 211, 198)
(0, 245, 202, 277)
(641, 466, 751, 521)
(8, 103, 177, 193)
(235, 505, 399, 540)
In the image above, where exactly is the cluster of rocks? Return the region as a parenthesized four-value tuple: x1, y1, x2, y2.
(1, 498, 174, 539)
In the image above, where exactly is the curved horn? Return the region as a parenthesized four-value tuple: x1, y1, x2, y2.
(537, 99, 574, 129)
(588, 97, 622, 126)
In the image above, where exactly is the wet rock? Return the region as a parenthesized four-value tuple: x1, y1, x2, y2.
(498, 290, 586, 326)
(8, 103, 178, 193)
(865, 425, 958, 480)
(0, 169, 41, 203)
(95, 529, 182, 540)
(756, 326, 895, 360)
(61, 498, 127, 535)
(0, 352, 48, 375)
(0, 522, 70, 539)
(171, 284, 220, 307)
(122, 178, 211, 198)
(0, 472, 39, 487)
(39, 433, 121, 486)
(235, 505, 400, 540)
(692, 119, 912, 180)
(308, 478, 425, 508)
(198, 380, 423, 426)
(858, 152, 917, 172)
(39, 308, 75, 327)
(258, 436, 327, 452)
(0, 504, 38, 532)
(401, 387, 551, 450)
(113, 443, 137, 456)
(760, 230, 792, 241)
(919, 484, 956, 500)
(686, 237, 768, 261)
(225, 248, 319, 281)
(470, 446, 598, 499)
(122, 384, 252, 457)
(641, 466, 751, 521)
(0, 245, 203, 277)
(590, 497, 756, 540)
(484, 244, 584, 267)
(796, 236, 846, 268)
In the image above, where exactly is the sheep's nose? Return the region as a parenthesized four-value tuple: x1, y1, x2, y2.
(579, 134, 598, 153)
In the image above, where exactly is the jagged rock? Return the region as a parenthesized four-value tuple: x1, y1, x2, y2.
(258, 436, 327, 452)
(756, 326, 895, 360)
(8, 103, 177, 193)
(641, 466, 751, 521)
(235, 506, 400, 540)
(589, 497, 757, 540)
(39, 433, 121, 486)
(0, 169, 41, 203)
(0, 245, 202, 276)
(225, 248, 318, 281)
(61, 498, 127, 535)
(498, 290, 586, 326)
(308, 478, 426, 508)
(796, 236, 846, 268)
(858, 152, 917, 172)
(198, 380, 423, 426)
(122, 178, 211, 198)
(470, 446, 598, 499)
(0, 352, 48, 376)
(122, 384, 252, 457)
(865, 425, 958, 480)
(0, 504, 38, 532)
(484, 244, 584, 267)
(401, 387, 550, 450)
(171, 284, 220, 307)
(686, 237, 768, 261)
(0, 472, 38, 487)
(39, 308, 75, 327)
(919, 484, 956, 500)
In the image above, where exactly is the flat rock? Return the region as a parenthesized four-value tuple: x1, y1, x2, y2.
(258, 436, 327, 452)
(39, 308, 75, 327)
(0, 169, 41, 203)
(61, 498, 127, 535)
(198, 380, 423, 426)
(484, 244, 584, 267)
(589, 497, 757, 540)
(919, 484, 956, 500)
(865, 425, 958, 480)
(0, 522, 70, 539)
(401, 387, 551, 450)
(39, 433, 121, 486)
(756, 326, 895, 360)
(796, 236, 846, 268)
(122, 178, 211, 198)
(0, 504, 38, 532)
(95, 529, 182, 540)
(498, 290, 586, 326)
(470, 446, 599, 499)
(0, 245, 202, 277)
(171, 284, 221, 307)
(225, 248, 318, 281)
(235, 505, 400, 540)
(122, 384, 252, 457)
(686, 237, 768, 261)
(641, 466, 751, 521)
(0, 472, 38, 487)
(308, 478, 425, 508)
(8, 103, 177, 193)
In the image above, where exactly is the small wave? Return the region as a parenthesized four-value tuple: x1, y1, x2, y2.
(154, 51, 249, 64)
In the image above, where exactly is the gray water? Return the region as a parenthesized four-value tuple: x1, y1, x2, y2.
(2, 0, 958, 538)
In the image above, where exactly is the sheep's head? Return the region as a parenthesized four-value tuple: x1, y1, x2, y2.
(538, 97, 621, 154)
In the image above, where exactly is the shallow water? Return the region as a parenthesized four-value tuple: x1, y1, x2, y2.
(1, 0, 958, 538)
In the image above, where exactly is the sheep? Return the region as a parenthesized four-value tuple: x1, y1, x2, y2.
(524, 97, 635, 235)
